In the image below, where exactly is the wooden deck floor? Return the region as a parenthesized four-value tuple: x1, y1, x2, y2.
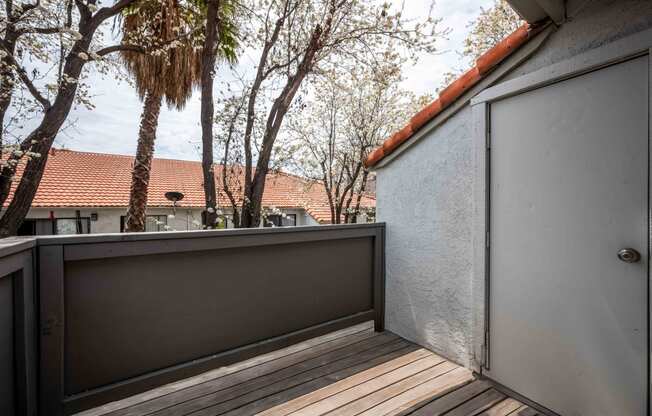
(77, 322, 539, 416)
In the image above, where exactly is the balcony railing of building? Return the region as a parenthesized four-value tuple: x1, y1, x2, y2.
(0, 223, 385, 416)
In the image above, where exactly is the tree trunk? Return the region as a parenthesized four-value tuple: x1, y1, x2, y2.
(240, 23, 326, 228)
(125, 91, 162, 232)
(0, 34, 18, 148)
(0, 42, 93, 237)
(351, 170, 369, 224)
(0, 2, 137, 237)
(0, 135, 52, 237)
(200, 0, 220, 229)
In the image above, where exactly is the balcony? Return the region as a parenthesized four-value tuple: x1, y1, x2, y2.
(1, 224, 536, 415)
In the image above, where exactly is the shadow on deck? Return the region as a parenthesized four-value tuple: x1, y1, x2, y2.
(77, 322, 539, 416)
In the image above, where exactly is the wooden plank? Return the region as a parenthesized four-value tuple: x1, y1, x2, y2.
(224, 346, 422, 416)
(443, 389, 506, 416)
(506, 405, 528, 415)
(105, 330, 383, 416)
(153, 335, 406, 416)
(243, 348, 432, 416)
(190, 342, 423, 416)
(326, 361, 461, 416)
(515, 407, 539, 416)
(407, 380, 492, 416)
(285, 356, 452, 416)
(76, 322, 373, 416)
(356, 367, 474, 416)
(477, 398, 524, 416)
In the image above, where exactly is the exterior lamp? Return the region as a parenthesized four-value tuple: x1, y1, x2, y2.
(165, 191, 185, 216)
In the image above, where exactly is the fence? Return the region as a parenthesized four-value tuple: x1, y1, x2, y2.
(0, 223, 385, 415)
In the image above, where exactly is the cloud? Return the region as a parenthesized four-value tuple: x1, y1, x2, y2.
(17, 0, 493, 161)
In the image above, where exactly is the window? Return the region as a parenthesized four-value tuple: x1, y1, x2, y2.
(55, 218, 91, 235)
(17, 219, 54, 236)
(264, 214, 296, 227)
(120, 215, 168, 232)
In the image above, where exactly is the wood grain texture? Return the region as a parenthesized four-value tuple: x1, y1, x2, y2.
(77, 322, 374, 416)
(224, 345, 421, 416)
(515, 407, 539, 416)
(325, 362, 459, 416)
(443, 388, 506, 416)
(408, 380, 492, 416)
(477, 398, 524, 416)
(75, 324, 541, 416)
(106, 330, 383, 416)
(356, 367, 475, 416)
(288, 357, 452, 416)
(253, 349, 433, 416)
(159, 336, 407, 416)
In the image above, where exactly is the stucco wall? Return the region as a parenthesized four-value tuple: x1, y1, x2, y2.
(26, 208, 204, 233)
(378, 106, 474, 367)
(25, 207, 316, 234)
(506, 0, 652, 81)
(376, 0, 652, 368)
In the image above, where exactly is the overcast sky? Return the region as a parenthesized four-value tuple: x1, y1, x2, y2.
(50, 0, 492, 161)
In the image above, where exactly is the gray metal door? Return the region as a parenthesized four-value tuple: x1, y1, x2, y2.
(488, 56, 648, 415)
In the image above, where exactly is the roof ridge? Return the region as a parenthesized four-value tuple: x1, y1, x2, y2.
(50, 148, 207, 163)
(365, 22, 546, 167)
(11, 147, 375, 224)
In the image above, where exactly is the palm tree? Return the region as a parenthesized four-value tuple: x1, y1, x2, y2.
(122, 0, 202, 232)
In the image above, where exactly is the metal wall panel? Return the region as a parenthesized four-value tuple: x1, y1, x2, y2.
(488, 56, 648, 415)
(63, 237, 373, 393)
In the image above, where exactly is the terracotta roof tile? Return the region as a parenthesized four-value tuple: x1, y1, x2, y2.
(5, 149, 375, 224)
(365, 22, 539, 167)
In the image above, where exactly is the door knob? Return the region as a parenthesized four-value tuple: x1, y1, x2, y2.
(618, 248, 641, 263)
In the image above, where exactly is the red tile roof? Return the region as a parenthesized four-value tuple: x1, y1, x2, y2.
(365, 23, 540, 167)
(6, 149, 375, 224)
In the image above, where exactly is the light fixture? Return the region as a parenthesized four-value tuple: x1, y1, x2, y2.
(165, 191, 185, 215)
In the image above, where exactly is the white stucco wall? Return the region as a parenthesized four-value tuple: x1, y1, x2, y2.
(376, 0, 652, 368)
(25, 206, 317, 234)
(378, 107, 474, 367)
(25, 207, 204, 233)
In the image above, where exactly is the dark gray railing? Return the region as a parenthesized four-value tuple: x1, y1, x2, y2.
(0, 238, 38, 416)
(0, 223, 385, 416)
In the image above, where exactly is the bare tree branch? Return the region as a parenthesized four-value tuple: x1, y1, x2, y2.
(0, 41, 51, 109)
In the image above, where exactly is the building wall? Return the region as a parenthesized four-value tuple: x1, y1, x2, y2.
(375, 0, 652, 367)
(378, 107, 474, 367)
(25, 207, 317, 234)
(506, 0, 652, 82)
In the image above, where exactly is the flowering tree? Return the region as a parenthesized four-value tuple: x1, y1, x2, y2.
(463, 0, 522, 60)
(288, 64, 431, 224)
(441, 0, 522, 88)
(0, 0, 149, 237)
(215, 0, 442, 228)
(1, 1, 71, 147)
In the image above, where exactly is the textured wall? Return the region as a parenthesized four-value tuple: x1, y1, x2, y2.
(377, 106, 474, 367)
(376, 0, 652, 367)
(507, 0, 652, 81)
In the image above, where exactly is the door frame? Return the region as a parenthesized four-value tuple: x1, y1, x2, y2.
(470, 27, 652, 413)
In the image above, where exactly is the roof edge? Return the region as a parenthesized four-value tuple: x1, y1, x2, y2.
(365, 21, 547, 168)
